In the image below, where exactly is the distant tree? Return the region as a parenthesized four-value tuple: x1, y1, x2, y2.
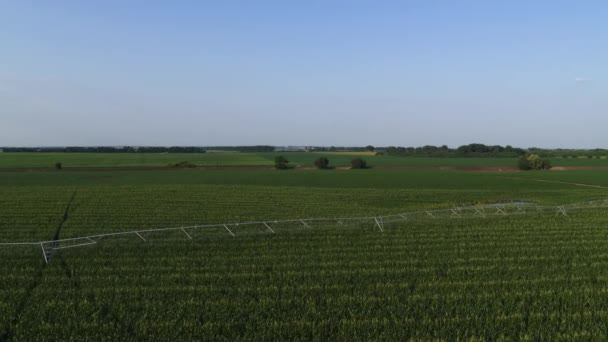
(365, 145, 375, 152)
(314, 157, 330, 169)
(351, 158, 368, 169)
(518, 154, 551, 170)
(529, 155, 551, 170)
(54, 162, 62, 170)
(274, 156, 290, 169)
(517, 156, 531, 170)
(513, 148, 527, 156)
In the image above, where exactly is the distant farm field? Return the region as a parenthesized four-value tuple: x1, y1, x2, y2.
(258, 153, 518, 168)
(0, 152, 519, 169)
(0, 152, 273, 168)
(548, 157, 608, 166)
(3, 152, 608, 170)
(508, 170, 608, 188)
(320, 151, 377, 156)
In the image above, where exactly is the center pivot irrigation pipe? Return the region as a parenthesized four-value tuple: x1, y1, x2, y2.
(1, 199, 607, 264)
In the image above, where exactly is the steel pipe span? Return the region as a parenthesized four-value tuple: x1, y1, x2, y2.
(1, 199, 607, 263)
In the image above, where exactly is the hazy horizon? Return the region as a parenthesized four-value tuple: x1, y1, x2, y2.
(2, 1, 607, 148)
(2, 143, 606, 151)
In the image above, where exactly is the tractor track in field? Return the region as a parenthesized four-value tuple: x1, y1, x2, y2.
(0, 191, 77, 342)
(504, 176, 608, 189)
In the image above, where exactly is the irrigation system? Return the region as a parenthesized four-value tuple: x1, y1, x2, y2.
(1, 199, 608, 264)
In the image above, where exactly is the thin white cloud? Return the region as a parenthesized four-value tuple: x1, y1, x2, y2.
(575, 77, 592, 83)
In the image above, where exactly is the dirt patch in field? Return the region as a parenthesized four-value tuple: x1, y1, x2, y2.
(550, 166, 608, 171)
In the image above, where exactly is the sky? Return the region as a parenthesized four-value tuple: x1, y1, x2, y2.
(1, 1, 607, 148)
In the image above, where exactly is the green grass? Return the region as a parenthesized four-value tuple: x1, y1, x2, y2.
(2, 169, 608, 339)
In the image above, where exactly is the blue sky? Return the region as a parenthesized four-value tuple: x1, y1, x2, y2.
(1, 1, 606, 147)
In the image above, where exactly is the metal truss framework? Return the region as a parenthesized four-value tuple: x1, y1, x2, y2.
(2, 199, 608, 264)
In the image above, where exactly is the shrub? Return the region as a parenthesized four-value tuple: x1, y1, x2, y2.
(55, 162, 62, 170)
(274, 156, 290, 169)
(314, 157, 331, 169)
(517, 154, 551, 170)
(351, 158, 368, 169)
(517, 156, 531, 170)
(168, 161, 197, 168)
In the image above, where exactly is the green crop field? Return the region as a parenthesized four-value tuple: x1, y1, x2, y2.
(503, 170, 608, 188)
(0, 152, 274, 168)
(0, 152, 520, 168)
(549, 157, 608, 166)
(257, 153, 519, 168)
(2, 168, 608, 340)
(4, 152, 608, 169)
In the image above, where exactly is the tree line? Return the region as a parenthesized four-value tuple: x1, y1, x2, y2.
(3, 143, 604, 160)
(385, 144, 527, 157)
(0, 146, 275, 153)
